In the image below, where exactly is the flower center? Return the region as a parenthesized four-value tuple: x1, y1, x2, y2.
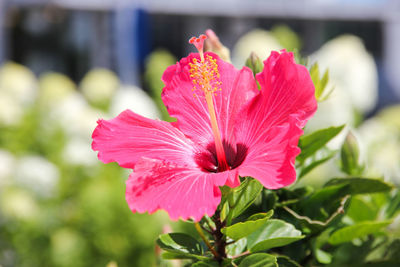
(195, 142, 248, 173)
(189, 34, 229, 172)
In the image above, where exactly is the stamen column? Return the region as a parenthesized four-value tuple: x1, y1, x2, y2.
(189, 35, 229, 172)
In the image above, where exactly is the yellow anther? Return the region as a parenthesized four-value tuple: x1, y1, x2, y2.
(189, 54, 221, 98)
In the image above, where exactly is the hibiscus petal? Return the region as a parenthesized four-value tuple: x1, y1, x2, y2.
(256, 50, 317, 128)
(161, 52, 258, 146)
(92, 109, 197, 168)
(236, 51, 317, 189)
(125, 158, 238, 221)
(238, 116, 303, 189)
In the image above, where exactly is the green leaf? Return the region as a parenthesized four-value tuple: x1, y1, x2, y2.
(300, 183, 348, 209)
(228, 178, 263, 221)
(347, 196, 379, 223)
(222, 211, 274, 240)
(191, 260, 219, 267)
(324, 178, 393, 195)
(310, 63, 333, 101)
(298, 150, 336, 178)
(220, 201, 230, 222)
(276, 256, 301, 267)
(300, 178, 392, 219)
(238, 253, 278, 267)
(247, 219, 304, 252)
(328, 220, 392, 245)
(248, 210, 274, 221)
(157, 233, 203, 257)
(310, 63, 320, 88)
(320, 69, 329, 93)
(305, 177, 392, 207)
(161, 251, 207, 261)
(313, 227, 334, 252)
(385, 189, 400, 218)
(315, 248, 332, 264)
(353, 261, 400, 267)
(226, 238, 247, 256)
(262, 190, 279, 210)
(297, 125, 345, 163)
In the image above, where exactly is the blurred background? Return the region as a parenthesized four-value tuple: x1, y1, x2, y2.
(0, 0, 400, 266)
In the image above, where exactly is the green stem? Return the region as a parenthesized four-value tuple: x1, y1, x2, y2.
(231, 250, 250, 259)
(194, 222, 219, 259)
(283, 195, 350, 226)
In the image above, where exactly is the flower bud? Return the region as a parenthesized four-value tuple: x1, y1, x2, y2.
(341, 131, 364, 175)
(245, 52, 263, 76)
(204, 29, 231, 62)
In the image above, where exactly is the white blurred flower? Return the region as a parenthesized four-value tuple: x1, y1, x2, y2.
(110, 86, 160, 119)
(307, 85, 354, 129)
(358, 117, 400, 185)
(14, 155, 60, 198)
(0, 62, 37, 125)
(311, 35, 378, 114)
(63, 137, 98, 167)
(0, 188, 39, 220)
(51, 228, 87, 265)
(377, 105, 400, 129)
(232, 29, 282, 68)
(0, 94, 24, 126)
(37, 72, 108, 141)
(0, 149, 16, 188)
(80, 68, 119, 107)
(38, 72, 76, 109)
(0, 62, 37, 106)
(45, 92, 106, 139)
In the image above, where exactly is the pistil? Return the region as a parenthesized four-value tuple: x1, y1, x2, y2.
(189, 35, 229, 172)
(204, 91, 229, 171)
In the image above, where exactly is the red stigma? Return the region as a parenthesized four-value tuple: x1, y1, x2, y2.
(189, 34, 207, 54)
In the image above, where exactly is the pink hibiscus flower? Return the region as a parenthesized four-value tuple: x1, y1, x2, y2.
(92, 34, 317, 221)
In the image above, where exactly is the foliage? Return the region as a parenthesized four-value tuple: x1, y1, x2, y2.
(1, 29, 399, 267)
(155, 54, 400, 267)
(0, 66, 168, 267)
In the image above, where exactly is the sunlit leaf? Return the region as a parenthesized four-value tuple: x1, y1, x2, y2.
(228, 178, 263, 220)
(247, 219, 304, 252)
(222, 211, 274, 240)
(157, 233, 204, 259)
(226, 238, 247, 256)
(304, 177, 392, 208)
(309, 63, 333, 101)
(329, 221, 392, 245)
(238, 253, 277, 267)
(298, 125, 345, 163)
(347, 196, 379, 223)
(324, 178, 393, 195)
(315, 248, 332, 264)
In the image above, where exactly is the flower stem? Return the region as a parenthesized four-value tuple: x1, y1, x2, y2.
(231, 250, 250, 259)
(282, 194, 350, 226)
(194, 222, 219, 259)
(211, 209, 227, 263)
